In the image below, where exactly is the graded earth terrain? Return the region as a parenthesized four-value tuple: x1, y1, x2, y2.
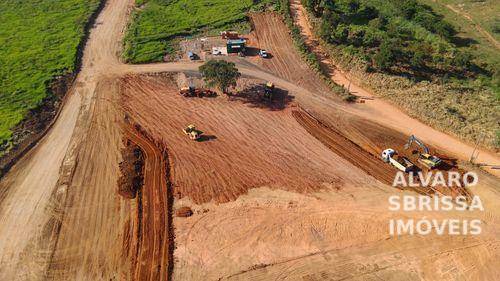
(0, 0, 499, 280)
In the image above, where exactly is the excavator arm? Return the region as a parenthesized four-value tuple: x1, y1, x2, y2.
(404, 135, 430, 154)
(404, 135, 441, 169)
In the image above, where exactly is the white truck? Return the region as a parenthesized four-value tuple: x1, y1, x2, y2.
(381, 148, 415, 173)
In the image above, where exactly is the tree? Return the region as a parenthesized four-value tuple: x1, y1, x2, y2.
(453, 50, 473, 70)
(410, 49, 426, 69)
(373, 40, 398, 70)
(199, 60, 241, 95)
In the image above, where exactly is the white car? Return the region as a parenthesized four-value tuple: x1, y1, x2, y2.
(259, 49, 269, 58)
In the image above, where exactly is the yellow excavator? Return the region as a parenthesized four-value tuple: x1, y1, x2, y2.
(404, 135, 442, 169)
(183, 124, 201, 140)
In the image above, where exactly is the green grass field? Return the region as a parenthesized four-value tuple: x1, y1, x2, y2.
(423, 0, 499, 40)
(0, 0, 100, 153)
(123, 0, 274, 63)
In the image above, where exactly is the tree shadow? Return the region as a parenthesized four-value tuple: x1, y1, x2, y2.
(451, 36, 478, 48)
(231, 84, 294, 111)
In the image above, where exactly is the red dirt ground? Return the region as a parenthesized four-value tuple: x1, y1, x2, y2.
(119, 74, 379, 204)
(122, 123, 172, 281)
(247, 13, 333, 97)
(248, 11, 471, 198)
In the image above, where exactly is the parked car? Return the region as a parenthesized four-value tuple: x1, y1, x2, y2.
(188, 51, 197, 60)
(259, 49, 269, 58)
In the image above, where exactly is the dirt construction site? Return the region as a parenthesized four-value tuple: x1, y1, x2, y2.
(0, 0, 499, 280)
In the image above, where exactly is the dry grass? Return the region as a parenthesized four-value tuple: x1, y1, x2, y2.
(325, 44, 499, 149)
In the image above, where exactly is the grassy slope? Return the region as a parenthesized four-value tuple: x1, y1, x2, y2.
(0, 0, 100, 152)
(426, 0, 499, 40)
(418, 0, 499, 68)
(124, 0, 274, 63)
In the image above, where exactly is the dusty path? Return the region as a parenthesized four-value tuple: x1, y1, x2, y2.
(0, 0, 499, 279)
(0, 0, 135, 279)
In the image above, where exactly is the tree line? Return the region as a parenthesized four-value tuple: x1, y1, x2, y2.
(303, 0, 479, 78)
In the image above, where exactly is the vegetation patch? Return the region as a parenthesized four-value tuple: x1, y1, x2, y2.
(276, 0, 356, 101)
(0, 0, 101, 156)
(301, 0, 499, 148)
(124, 0, 276, 63)
(118, 139, 144, 199)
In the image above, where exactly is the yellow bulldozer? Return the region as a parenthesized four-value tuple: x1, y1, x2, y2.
(183, 124, 201, 140)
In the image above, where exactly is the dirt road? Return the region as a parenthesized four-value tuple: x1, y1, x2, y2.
(431, 0, 500, 50)
(0, 0, 135, 279)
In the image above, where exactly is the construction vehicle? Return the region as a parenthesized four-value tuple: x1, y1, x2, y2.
(180, 86, 216, 98)
(180, 86, 195, 97)
(381, 148, 415, 173)
(221, 31, 239, 39)
(183, 125, 201, 140)
(264, 82, 274, 100)
(187, 51, 197, 60)
(404, 135, 442, 169)
(259, 49, 269, 58)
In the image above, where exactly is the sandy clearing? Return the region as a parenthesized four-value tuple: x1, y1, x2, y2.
(173, 187, 500, 280)
(43, 79, 133, 281)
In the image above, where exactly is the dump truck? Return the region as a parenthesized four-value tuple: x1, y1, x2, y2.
(404, 135, 442, 169)
(221, 31, 239, 39)
(264, 82, 274, 100)
(381, 148, 415, 173)
(183, 125, 201, 140)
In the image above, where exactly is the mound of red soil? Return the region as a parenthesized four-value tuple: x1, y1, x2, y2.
(176, 206, 193, 217)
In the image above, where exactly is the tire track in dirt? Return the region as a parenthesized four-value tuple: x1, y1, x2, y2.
(248, 13, 332, 96)
(292, 107, 395, 186)
(123, 124, 173, 281)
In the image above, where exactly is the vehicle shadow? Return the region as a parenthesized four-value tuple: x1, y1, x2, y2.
(197, 135, 217, 142)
